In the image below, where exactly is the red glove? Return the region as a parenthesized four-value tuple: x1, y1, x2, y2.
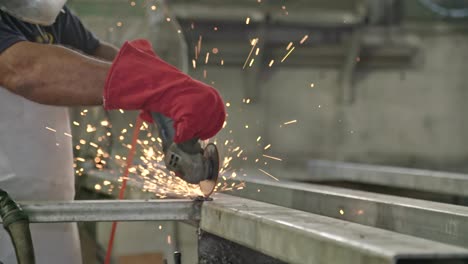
(103, 39, 226, 143)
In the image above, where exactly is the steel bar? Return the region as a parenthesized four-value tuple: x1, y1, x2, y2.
(0, 200, 201, 223)
(202, 194, 468, 264)
(308, 159, 468, 197)
(227, 177, 468, 248)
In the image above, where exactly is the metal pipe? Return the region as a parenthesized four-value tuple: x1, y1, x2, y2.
(201, 194, 468, 264)
(0, 200, 201, 223)
(227, 177, 468, 248)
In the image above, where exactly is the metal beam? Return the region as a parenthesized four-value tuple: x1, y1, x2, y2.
(1, 200, 201, 223)
(227, 177, 468, 248)
(201, 194, 468, 264)
(308, 159, 468, 197)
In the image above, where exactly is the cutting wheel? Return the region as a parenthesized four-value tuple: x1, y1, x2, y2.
(199, 143, 219, 197)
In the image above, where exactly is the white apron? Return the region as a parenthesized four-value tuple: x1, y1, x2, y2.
(0, 87, 82, 264)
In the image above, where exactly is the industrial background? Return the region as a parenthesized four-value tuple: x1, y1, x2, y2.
(8, 0, 468, 263)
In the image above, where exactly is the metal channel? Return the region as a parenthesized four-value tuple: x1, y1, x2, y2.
(226, 177, 468, 248)
(201, 194, 468, 264)
(308, 159, 468, 197)
(0, 200, 201, 223)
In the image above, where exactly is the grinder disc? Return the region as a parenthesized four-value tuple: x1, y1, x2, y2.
(199, 143, 219, 197)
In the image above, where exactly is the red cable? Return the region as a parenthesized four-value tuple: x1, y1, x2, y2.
(104, 116, 143, 264)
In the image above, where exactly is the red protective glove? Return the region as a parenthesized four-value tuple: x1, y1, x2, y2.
(103, 39, 226, 143)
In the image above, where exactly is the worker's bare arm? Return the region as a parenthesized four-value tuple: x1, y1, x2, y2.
(0, 41, 111, 106)
(93, 41, 119, 61)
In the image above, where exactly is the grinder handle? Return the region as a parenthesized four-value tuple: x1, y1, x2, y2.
(151, 113, 175, 152)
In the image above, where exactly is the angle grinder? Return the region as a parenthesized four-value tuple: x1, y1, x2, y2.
(151, 113, 219, 197)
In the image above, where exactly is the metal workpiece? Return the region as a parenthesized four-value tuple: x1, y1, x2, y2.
(200, 194, 468, 264)
(307, 159, 468, 197)
(227, 177, 468, 248)
(0, 200, 201, 223)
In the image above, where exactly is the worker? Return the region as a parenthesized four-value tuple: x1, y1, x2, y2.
(0, 1, 226, 263)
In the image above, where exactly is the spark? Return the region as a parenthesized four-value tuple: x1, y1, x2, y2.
(192, 59, 196, 69)
(86, 125, 96, 133)
(158, 225, 162, 230)
(73, 121, 80, 126)
(339, 209, 344, 215)
(283, 120, 297, 125)
(310, 83, 315, 88)
(300, 35, 309, 44)
(197, 36, 202, 58)
(205, 52, 210, 64)
(286, 42, 293, 50)
(103, 180, 111, 186)
(246, 98, 251, 104)
(226, 102, 231, 107)
(245, 17, 250, 24)
(243, 38, 258, 69)
(130, 1, 136, 6)
(116, 21, 123, 27)
(264, 144, 271, 150)
(259, 169, 279, 181)
(212, 48, 219, 54)
(257, 136, 262, 142)
(281, 46, 295, 63)
(166, 17, 171, 22)
(119, 109, 124, 114)
(151, 5, 157, 11)
(249, 58, 255, 67)
(101, 120, 109, 126)
(262, 154, 282, 161)
(45, 127, 56, 133)
(221, 59, 224, 66)
(95, 184, 102, 190)
(268, 60, 274, 67)
(90, 142, 98, 148)
(255, 48, 260, 56)
(64, 133, 72, 138)
(76, 158, 85, 162)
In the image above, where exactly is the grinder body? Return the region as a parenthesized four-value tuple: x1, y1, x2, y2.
(151, 113, 219, 196)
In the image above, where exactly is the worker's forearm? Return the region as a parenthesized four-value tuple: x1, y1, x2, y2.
(0, 41, 111, 106)
(93, 41, 119, 61)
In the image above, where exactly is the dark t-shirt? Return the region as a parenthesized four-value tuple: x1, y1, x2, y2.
(0, 5, 100, 54)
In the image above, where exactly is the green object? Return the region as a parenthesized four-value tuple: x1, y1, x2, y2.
(0, 189, 35, 264)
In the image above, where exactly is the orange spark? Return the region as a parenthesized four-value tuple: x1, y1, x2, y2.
(258, 169, 279, 181)
(283, 120, 297, 125)
(281, 46, 295, 63)
(45, 127, 56, 133)
(262, 154, 282, 161)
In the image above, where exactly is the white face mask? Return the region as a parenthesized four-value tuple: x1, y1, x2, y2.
(0, 0, 67, 26)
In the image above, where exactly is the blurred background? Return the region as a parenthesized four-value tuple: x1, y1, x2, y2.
(65, 0, 468, 263)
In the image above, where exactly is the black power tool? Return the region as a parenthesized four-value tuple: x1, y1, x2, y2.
(152, 113, 219, 197)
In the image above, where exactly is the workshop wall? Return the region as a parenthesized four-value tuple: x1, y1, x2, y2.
(69, 1, 468, 172)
